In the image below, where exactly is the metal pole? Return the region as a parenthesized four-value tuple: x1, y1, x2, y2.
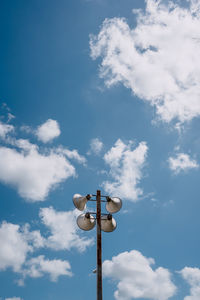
(96, 190, 102, 300)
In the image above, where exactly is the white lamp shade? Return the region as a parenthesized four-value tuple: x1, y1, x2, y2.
(77, 213, 96, 231)
(106, 197, 122, 214)
(101, 215, 117, 232)
(73, 194, 88, 211)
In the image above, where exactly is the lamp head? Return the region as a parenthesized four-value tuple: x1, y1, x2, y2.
(101, 214, 117, 232)
(77, 213, 96, 231)
(106, 196, 122, 213)
(73, 193, 91, 211)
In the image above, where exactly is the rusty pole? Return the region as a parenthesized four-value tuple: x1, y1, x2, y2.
(96, 190, 102, 300)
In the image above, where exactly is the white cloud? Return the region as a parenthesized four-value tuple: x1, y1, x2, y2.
(36, 119, 61, 143)
(180, 267, 200, 300)
(88, 138, 103, 155)
(22, 224, 45, 249)
(103, 139, 148, 201)
(7, 112, 15, 122)
(5, 298, 23, 300)
(20, 125, 32, 134)
(5, 137, 38, 152)
(103, 250, 176, 300)
(24, 255, 72, 282)
(56, 146, 86, 164)
(0, 146, 76, 201)
(0, 206, 93, 284)
(0, 122, 14, 139)
(14, 139, 37, 152)
(39, 207, 93, 252)
(90, 0, 200, 124)
(168, 153, 198, 174)
(0, 222, 31, 272)
(0, 117, 86, 201)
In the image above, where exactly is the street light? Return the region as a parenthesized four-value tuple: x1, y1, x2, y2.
(72, 190, 122, 300)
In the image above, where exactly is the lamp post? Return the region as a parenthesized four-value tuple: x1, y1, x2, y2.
(72, 190, 122, 300)
(96, 190, 102, 300)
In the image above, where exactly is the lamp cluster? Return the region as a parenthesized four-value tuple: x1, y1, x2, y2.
(72, 190, 122, 300)
(72, 193, 122, 232)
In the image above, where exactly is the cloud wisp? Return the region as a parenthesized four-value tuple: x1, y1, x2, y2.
(5, 298, 23, 300)
(88, 138, 104, 155)
(168, 153, 199, 174)
(90, 0, 200, 125)
(0, 122, 14, 139)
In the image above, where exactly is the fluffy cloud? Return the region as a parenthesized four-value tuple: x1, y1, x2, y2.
(180, 267, 200, 300)
(103, 139, 148, 201)
(0, 122, 14, 139)
(168, 153, 198, 174)
(24, 255, 72, 282)
(88, 138, 103, 155)
(90, 0, 200, 124)
(0, 220, 48, 275)
(0, 208, 93, 281)
(40, 207, 93, 251)
(103, 250, 176, 300)
(0, 146, 76, 201)
(0, 209, 91, 283)
(36, 119, 60, 143)
(0, 117, 87, 201)
(0, 222, 31, 272)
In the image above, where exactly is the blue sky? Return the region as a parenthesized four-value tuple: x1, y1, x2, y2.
(0, 0, 200, 299)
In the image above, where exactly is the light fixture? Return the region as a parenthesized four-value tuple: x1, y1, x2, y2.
(72, 190, 122, 300)
(106, 196, 122, 214)
(101, 214, 117, 232)
(72, 193, 91, 211)
(77, 213, 96, 231)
